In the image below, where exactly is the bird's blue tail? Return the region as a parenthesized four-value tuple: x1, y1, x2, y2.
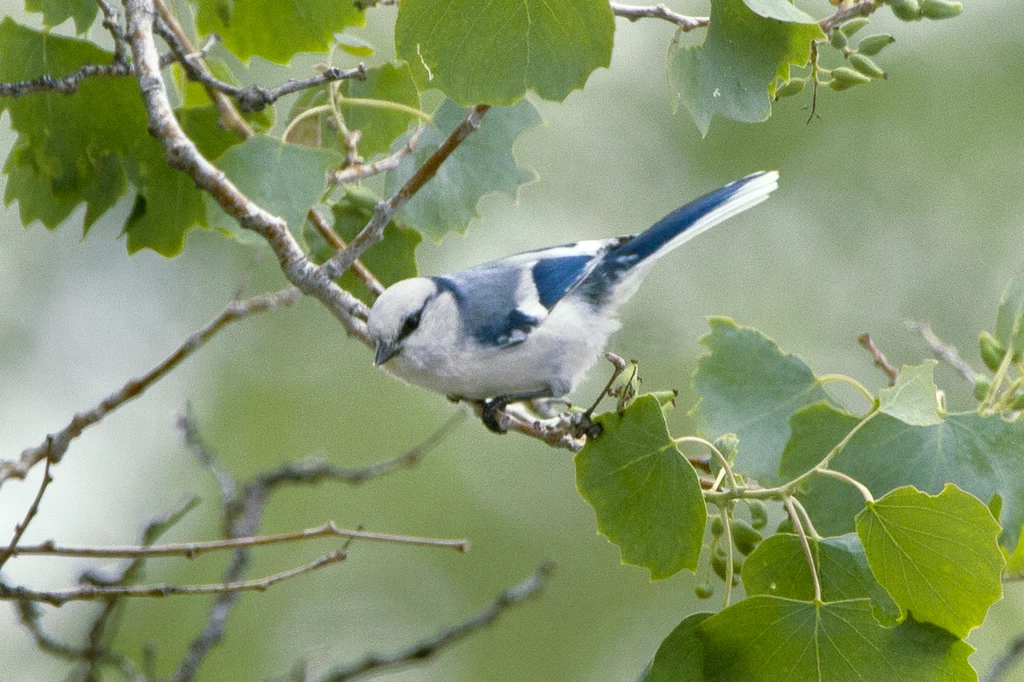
(609, 171, 779, 266)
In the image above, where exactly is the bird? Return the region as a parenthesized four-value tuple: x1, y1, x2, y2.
(367, 171, 779, 432)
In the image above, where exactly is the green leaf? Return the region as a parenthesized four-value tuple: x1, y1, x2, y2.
(385, 99, 540, 241)
(692, 318, 831, 483)
(205, 135, 344, 248)
(337, 33, 374, 57)
(695, 597, 974, 681)
(304, 187, 422, 305)
(782, 404, 1024, 550)
(395, 0, 613, 106)
(125, 107, 242, 256)
(742, 533, 900, 625)
(25, 0, 98, 33)
(341, 61, 421, 159)
(0, 18, 146, 233)
(856, 484, 1004, 638)
(638, 613, 711, 682)
(575, 395, 707, 580)
(193, 0, 365, 64)
(879, 361, 943, 426)
(995, 274, 1024, 354)
(668, 0, 825, 135)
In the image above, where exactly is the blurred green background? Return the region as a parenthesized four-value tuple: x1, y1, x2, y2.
(2, 1, 1023, 680)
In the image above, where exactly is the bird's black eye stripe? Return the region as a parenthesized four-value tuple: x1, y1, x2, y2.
(398, 309, 422, 341)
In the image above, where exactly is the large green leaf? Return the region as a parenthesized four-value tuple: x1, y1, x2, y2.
(575, 395, 707, 580)
(856, 484, 1004, 638)
(341, 61, 421, 159)
(742, 533, 900, 625)
(692, 318, 831, 483)
(878, 361, 943, 426)
(668, 0, 825, 135)
(394, 0, 613, 106)
(24, 0, 97, 33)
(125, 107, 242, 256)
(695, 597, 974, 681)
(781, 403, 1024, 549)
(205, 135, 343, 248)
(638, 613, 711, 682)
(385, 99, 540, 241)
(193, 0, 365, 64)
(0, 18, 146, 233)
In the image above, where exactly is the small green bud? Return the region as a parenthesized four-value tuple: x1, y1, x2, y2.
(891, 0, 923, 21)
(841, 18, 871, 36)
(774, 79, 805, 99)
(748, 501, 769, 530)
(830, 30, 848, 50)
(731, 520, 763, 556)
(694, 582, 715, 600)
(973, 376, 992, 402)
(857, 34, 896, 56)
(711, 516, 725, 537)
(711, 548, 729, 582)
(920, 0, 962, 19)
(980, 331, 1006, 372)
(776, 517, 795, 534)
(850, 54, 887, 79)
(830, 67, 872, 89)
(713, 433, 739, 464)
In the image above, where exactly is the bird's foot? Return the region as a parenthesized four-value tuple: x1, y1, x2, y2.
(481, 398, 511, 434)
(570, 411, 603, 439)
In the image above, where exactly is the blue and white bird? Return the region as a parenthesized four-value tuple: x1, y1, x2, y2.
(367, 171, 778, 430)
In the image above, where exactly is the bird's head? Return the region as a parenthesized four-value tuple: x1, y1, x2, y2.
(367, 277, 439, 366)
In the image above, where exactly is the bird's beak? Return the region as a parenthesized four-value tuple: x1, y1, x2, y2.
(374, 339, 401, 366)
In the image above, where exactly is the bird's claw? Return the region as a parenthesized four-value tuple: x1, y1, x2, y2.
(481, 398, 510, 434)
(570, 412, 603, 439)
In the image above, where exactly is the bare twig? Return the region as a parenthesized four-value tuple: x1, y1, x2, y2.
(309, 209, 385, 298)
(609, 3, 708, 30)
(329, 124, 426, 185)
(0, 551, 347, 606)
(906, 321, 979, 384)
(318, 562, 555, 681)
(96, 0, 130, 64)
(857, 332, 899, 385)
(984, 636, 1024, 682)
(0, 451, 53, 570)
(819, 0, 879, 30)
(13, 521, 468, 559)
(0, 62, 134, 97)
(321, 105, 491, 281)
(1, 287, 300, 487)
(236, 65, 368, 113)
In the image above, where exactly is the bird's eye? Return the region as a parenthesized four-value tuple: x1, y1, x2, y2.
(399, 310, 422, 339)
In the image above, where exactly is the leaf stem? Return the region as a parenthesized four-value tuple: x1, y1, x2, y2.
(785, 496, 821, 603)
(789, 497, 822, 540)
(719, 504, 735, 609)
(982, 347, 1015, 413)
(817, 373, 875, 410)
(281, 104, 332, 143)
(675, 436, 739, 492)
(335, 96, 433, 123)
(814, 468, 874, 503)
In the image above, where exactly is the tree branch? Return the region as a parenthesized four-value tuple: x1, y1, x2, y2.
(609, 3, 708, 30)
(329, 124, 426, 186)
(857, 332, 899, 385)
(321, 105, 491, 281)
(819, 0, 879, 30)
(984, 636, 1024, 682)
(317, 562, 555, 681)
(906, 321, 979, 384)
(0, 452, 53, 571)
(1, 287, 300, 487)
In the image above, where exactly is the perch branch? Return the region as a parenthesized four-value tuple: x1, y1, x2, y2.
(857, 332, 899, 385)
(609, 3, 708, 30)
(906, 321, 979, 384)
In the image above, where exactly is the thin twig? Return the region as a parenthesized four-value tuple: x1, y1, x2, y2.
(329, 124, 426, 185)
(0, 450, 53, 570)
(0, 63, 134, 97)
(609, 3, 708, 30)
(318, 562, 555, 681)
(308, 209, 385, 297)
(1, 288, 300, 487)
(858, 332, 899, 385)
(152, 0, 252, 137)
(0, 551, 347, 606)
(906, 321, 979, 384)
(13, 522, 468, 559)
(321, 105, 491, 281)
(96, 0, 130, 64)
(819, 0, 879, 30)
(984, 636, 1024, 682)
